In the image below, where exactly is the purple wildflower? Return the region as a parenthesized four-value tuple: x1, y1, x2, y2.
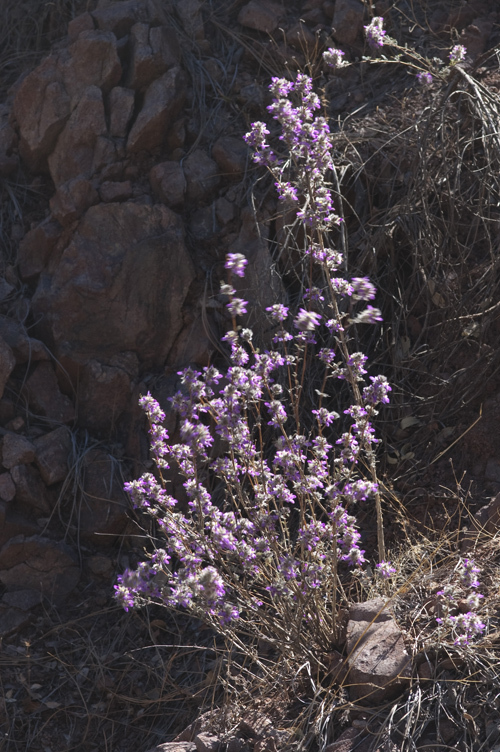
(364, 17, 386, 49)
(225, 252, 248, 278)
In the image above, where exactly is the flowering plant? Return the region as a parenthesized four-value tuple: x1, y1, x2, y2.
(115, 73, 391, 668)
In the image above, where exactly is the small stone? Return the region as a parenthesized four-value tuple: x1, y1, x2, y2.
(237, 1, 284, 33)
(109, 87, 135, 138)
(91, 0, 147, 38)
(349, 597, 393, 624)
(215, 197, 234, 225)
(1, 434, 36, 469)
(0, 605, 31, 637)
(194, 734, 220, 752)
(87, 554, 113, 577)
(0, 473, 15, 502)
(331, 0, 364, 45)
(50, 177, 99, 226)
(127, 68, 186, 153)
(17, 218, 62, 280)
(2, 588, 42, 610)
(67, 12, 95, 41)
(212, 136, 248, 177)
(149, 161, 186, 206)
(286, 22, 317, 52)
(175, 0, 205, 40)
(99, 180, 133, 202)
(23, 362, 76, 425)
(183, 150, 219, 202)
(10, 464, 51, 514)
(33, 426, 71, 486)
(0, 535, 79, 604)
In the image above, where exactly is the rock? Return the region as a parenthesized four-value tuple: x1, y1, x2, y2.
(331, 0, 364, 45)
(174, 0, 205, 40)
(13, 57, 71, 170)
(459, 17, 493, 59)
(76, 352, 139, 435)
(48, 86, 109, 188)
(33, 426, 71, 485)
(0, 336, 15, 399)
(0, 473, 16, 502)
(127, 68, 185, 153)
(212, 136, 248, 177)
(238, 713, 273, 739)
(215, 197, 235, 225)
(0, 317, 49, 364)
(60, 30, 122, 101)
(0, 535, 79, 604)
(50, 177, 99, 226)
(17, 218, 62, 280)
(174, 711, 219, 743)
(23, 362, 76, 424)
(183, 150, 219, 202)
(237, 1, 284, 33)
(99, 180, 133, 202)
(348, 597, 393, 624)
(127, 22, 181, 90)
(92, 0, 150, 38)
(194, 735, 220, 752)
(0, 605, 31, 637)
(12, 31, 121, 170)
(67, 12, 95, 41)
(87, 554, 113, 576)
(1, 588, 42, 610)
(32, 202, 195, 370)
(149, 161, 186, 206)
(189, 206, 219, 240)
(346, 616, 411, 703)
(77, 448, 129, 544)
(109, 86, 135, 138)
(1, 434, 36, 469)
(10, 464, 51, 514)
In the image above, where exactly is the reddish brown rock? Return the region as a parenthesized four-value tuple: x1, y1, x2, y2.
(0, 535, 79, 604)
(286, 21, 317, 52)
(12, 30, 121, 170)
(67, 12, 95, 41)
(237, 1, 283, 33)
(17, 218, 62, 280)
(126, 67, 185, 153)
(459, 17, 493, 58)
(10, 464, 51, 514)
(32, 202, 195, 369)
(23, 362, 76, 424)
(346, 609, 411, 703)
(127, 22, 181, 90)
(183, 150, 219, 202)
(48, 86, 109, 187)
(149, 161, 186, 206)
(77, 352, 139, 434)
(13, 57, 71, 170)
(175, 0, 205, 40)
(1, 434, 36, 469)
(59, 30, 122, 101)
(109, 86, 135, 138)
(212, 136, 248, 177)
(0, 317, 49, 364)
(99, 180, 133, 202)
(331, 0, 364, 45)
(194, 735, 220, 752)
(78, 448, 129, 544)
(50, 177, 99, 226)
(0, 473, 16, 502)
(0, 335, 15, 399)
(91, 0, 149, 38)
(34, 426, 71, 485)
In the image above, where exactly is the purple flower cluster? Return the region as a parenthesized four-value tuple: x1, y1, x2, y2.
(116, 74, 391, 645)
(449, 45, 466, 65)
(436, 559, 486, 645)
(364, 17, 386, 49)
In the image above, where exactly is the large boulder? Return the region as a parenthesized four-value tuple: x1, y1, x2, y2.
(32, 201, 195, 369)
(12, 30, 121, 170)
